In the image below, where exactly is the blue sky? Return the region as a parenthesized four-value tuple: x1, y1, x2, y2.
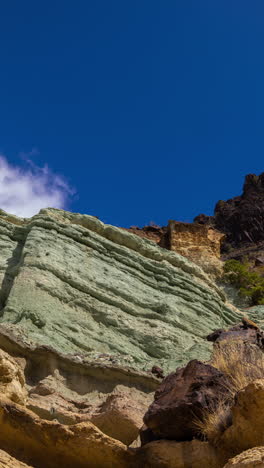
(0, 1, 263, 226)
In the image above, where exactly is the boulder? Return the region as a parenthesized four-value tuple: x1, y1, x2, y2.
(224, 447, 264, 467)
(207, 320, 264, 350)
(143, 359, 230, 441)
(90, 391, 149, 446)
(0, 396, 134, 468)
(221, 380, 264, 454)
(136, 439, 222, 468)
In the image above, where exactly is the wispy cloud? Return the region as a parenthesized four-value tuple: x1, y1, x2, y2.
(0, 155, 74, 218)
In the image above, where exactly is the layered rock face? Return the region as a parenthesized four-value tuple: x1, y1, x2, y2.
(0, 208, 240, 373)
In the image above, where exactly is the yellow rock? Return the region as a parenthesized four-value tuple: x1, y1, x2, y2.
(0, 349, 27, 404)
(0, 396, 134, 468)
(221, 380, 264, 454)
(224, 446, 264, 467)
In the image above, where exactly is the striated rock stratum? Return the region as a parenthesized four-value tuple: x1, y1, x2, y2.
(1, 199, 264, 467)
(0, 208, 240, 373)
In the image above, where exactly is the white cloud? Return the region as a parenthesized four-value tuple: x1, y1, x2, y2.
(0, 155, 74, 218)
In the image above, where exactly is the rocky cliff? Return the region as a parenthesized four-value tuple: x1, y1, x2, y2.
(0, 203, 263, 467)
(0, 208, 241, 374)
(195, 172, 264, 267)
(127, 221, 225, 276)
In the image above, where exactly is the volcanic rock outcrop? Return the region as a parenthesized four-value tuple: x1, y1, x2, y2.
(195, 172, 264, 265)
(0, 208, 241, 373)
(142, 359, 230, 442)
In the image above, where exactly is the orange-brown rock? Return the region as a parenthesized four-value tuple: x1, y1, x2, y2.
(0, 396, 134, 468)
(124, 225, 166, 245)
(0, 449, 33, 467)
(135, 439, 222, 468)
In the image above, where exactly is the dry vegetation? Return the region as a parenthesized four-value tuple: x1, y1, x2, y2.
(193, 340, 264, 444)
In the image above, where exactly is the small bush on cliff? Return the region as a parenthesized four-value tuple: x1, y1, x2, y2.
(224, 259, 264, 305)
(194, 340, 264, 444)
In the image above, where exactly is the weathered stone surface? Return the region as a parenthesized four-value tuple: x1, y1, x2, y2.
(0, 449, 33, 468)
(125, 224, 166, 245)
(0, 396, 134, 468)
(0, 324, 157, 444)
(220, 380, 264, 454)
(206, 320, 264, 349)
(143, 359, 230, 441)
(195, 172, 264, 265)
(0, 348, 27, 404)
(168, 220, 225, 276)
(224, 447, 264, 467)
(128, 220, 225, 276)
(136, 439, 222, 468)
(90, 391, 148, 445)
(0, 208, 241, 373)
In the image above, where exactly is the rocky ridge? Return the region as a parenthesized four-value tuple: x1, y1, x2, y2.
(195, 172, 264, 267)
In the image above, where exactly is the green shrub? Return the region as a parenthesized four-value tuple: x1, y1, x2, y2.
(224, 259, 264, 305)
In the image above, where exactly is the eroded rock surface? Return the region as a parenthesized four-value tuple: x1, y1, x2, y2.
(0, 396, 133, 468)
(0, 208, 241, 372)
(0, 348, 27, 404)
(168, 220, 225, 276)
(220, 379, 264, 454)
(0, 449, 33, 468)
(224, 447, 264, 467)
(206, 319, 264, 349)
(0, 324, 157, 445)
(195, 172, 264, 266)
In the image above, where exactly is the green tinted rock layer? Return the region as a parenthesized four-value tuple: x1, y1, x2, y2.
(0, 208, 241, 372)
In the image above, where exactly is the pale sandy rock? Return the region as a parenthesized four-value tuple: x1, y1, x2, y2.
(90, 390, 149, 445)
(0, 396, 134, 468)
(0, 349, 27, 404)
(0, 326, 156, 445)
(28, 378, 152, 444)
(0, 449, 33, 467)
(0, 208, 242, 373)
(224, 447, 264, 467)
(221, 380, 264, 454)
(136, 439, 222, 468)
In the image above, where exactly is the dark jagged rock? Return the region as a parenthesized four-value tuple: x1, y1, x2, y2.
(207, 320, 264, 349)
(142, 359, 230, 442)
(195, 172, 264, 252)
(151, 366, 164, 379)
